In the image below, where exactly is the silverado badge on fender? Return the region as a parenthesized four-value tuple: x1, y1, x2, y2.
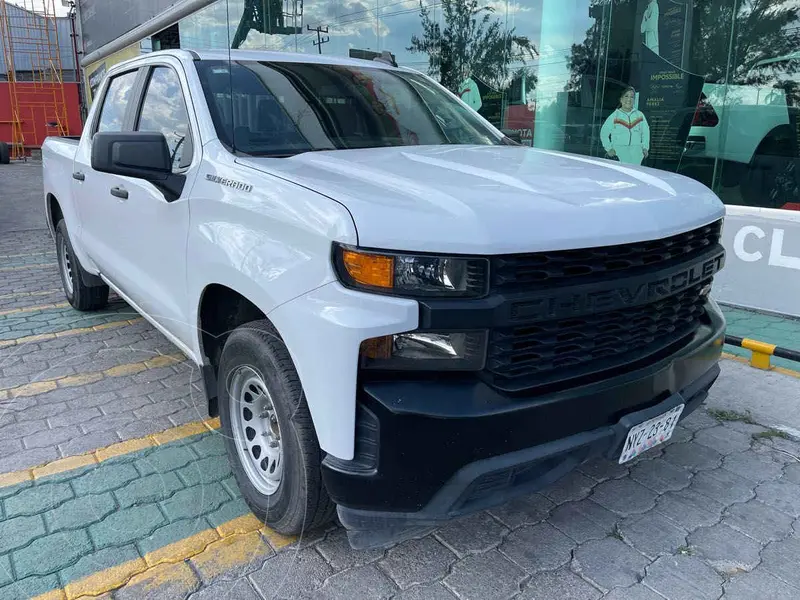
(205, 173, 252, 192)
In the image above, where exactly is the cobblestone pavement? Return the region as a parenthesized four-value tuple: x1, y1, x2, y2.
(2, 162, 800, 599)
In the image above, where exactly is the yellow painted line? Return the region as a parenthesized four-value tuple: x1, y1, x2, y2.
(0, 289, 60, 300)
(0, 301, 69, 317)
(0, 417, 221, 487)
(30, 513, 294, 600)
(0, 263, 57, 272)
(0, 317, 143, 349)
(722, 352, 800, 380)
(0, 352, 186, 399)
(0, 250, 56, 259)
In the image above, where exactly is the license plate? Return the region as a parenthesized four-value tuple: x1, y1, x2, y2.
(619, 404, 685, 464)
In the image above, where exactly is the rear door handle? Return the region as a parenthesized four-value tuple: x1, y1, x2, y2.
(72, 171, 85, 181)
(110, 186, 128, 199)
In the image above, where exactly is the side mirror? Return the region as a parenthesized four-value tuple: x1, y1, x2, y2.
(91, 132, 185, 201)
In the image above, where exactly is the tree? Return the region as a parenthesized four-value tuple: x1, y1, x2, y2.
(408, 0, 537, 93)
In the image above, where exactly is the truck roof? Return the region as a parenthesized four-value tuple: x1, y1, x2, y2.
(116, 48, 404, 71)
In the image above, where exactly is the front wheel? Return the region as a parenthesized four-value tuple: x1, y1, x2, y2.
(55, 219, 109, 311)
(218, 319, 335, 535)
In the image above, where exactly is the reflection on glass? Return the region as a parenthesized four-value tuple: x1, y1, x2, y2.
(174, 0, 800, 210)
(195, 59, 504, 156)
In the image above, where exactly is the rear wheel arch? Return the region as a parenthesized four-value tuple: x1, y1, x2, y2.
(47, 193, 64, 237)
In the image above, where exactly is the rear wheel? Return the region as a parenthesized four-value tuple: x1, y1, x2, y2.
(218, 319, 335, 535)
(0, 142, 9, 164)
(55, 219, 109, 311)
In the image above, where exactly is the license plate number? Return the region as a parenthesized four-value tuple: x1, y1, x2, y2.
(619, 404, 685, 464)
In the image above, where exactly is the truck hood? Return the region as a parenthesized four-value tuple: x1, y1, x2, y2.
(237, 145, 725, 254)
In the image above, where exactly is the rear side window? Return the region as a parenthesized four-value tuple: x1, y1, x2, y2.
(96, 70, 138, 133)
(136, 66, 193, 170)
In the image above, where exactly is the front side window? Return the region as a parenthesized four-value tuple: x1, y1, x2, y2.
(136, 66, 193, 170)
(195, 60, 503, 157)
(95, 70, 138, 133)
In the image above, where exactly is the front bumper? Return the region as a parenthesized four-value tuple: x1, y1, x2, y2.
(323, 301, 725, 547)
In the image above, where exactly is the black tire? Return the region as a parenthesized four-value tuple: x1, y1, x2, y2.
(0, 142, 9, 164)
(218, 319, 335, 535)
(55, 219, 109, 311)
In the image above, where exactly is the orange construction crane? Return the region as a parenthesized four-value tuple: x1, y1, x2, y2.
(1, 0, 70, 160)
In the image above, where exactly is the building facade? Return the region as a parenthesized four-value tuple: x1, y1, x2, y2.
(77, 0, 800, 315)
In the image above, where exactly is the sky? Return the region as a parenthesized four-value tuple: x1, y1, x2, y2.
(8, 0, 71, 17)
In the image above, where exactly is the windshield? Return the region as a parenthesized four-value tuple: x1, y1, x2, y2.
(195, 60, 503, 157)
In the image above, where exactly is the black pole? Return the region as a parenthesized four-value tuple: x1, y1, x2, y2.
(307, 24, 329, 54)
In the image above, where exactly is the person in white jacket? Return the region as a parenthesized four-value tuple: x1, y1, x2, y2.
(641, 0, 660, 55)
(600, 87, 651, 165)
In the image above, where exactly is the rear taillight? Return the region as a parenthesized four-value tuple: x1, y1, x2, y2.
(692, 95, 719, 127)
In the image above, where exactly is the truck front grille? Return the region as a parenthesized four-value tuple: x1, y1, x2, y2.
(486, 282, 709, 390)
(484, 220, 724, 392)
(491, 220, 723, 292)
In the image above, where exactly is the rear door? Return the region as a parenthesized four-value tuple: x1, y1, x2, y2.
(95, 58, 199, 347)
(74, 67, 141, 267)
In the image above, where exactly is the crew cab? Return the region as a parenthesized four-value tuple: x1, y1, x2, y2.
(42, 49, 726, 548)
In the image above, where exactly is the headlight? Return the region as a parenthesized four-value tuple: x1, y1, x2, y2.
(333, 244, 488, 297)
(360, 331, 487, 371)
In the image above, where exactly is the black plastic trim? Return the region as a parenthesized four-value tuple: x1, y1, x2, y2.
(323, 304, 724, 517)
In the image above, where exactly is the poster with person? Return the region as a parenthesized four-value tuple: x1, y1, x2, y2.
(600, 87, 651, 165)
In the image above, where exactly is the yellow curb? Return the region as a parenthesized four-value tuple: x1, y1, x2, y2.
(0, 318, 143, 348)
(32, 590, 65, 600)
(144, 355, 182, 368)
(0, 251, 55, 259)
(116, 562, 199, 595)
(63, 557, 147, 600)
(1, 352, 186, 398)
(722, 352, 800, 379)
(152, 421, 209, 445)
(215, 514, 263, 537)
(57, 372, 105, 388)
(144, 529, 220, 567)
(104, 362, 147, 377)
(33, 454, 97, 479)
(0, 263, 57, 272)
(28, 504, 294, 600)
(190, 531, 273, 581)
(10, 380, 57, 397)
(262, 528, 297, 551)
(0, 289, 60, 300)
(1, 418, 223, 487)
(0, 302, 70, 317)
(94, 437, 154, 462)
(0, 470, 33, 487)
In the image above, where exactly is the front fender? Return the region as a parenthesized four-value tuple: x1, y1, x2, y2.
(268, 282, 418, 460)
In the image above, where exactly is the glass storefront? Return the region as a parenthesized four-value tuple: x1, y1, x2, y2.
(176, 0, 800, 212)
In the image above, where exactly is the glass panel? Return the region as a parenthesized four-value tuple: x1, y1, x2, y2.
(713, 1, 800, 211)
(195, 59, 503, 155)
(96, 70, 138, 133)
(136, 67, 192, 169)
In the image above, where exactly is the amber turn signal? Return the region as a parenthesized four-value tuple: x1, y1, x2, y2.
(341, 249, 394, 289)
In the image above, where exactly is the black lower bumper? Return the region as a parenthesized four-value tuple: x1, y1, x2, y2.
(323, 302, 725, 547)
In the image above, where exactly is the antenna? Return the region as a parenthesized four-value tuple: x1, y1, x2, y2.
(307, 24, 329, 54)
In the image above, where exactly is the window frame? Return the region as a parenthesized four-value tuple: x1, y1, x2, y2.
(131, 63, 196, 172)
(92, 68, 143, 136)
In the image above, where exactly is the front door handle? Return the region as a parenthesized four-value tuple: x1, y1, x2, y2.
(72, 171, 85, 181)
(110, 186, 128, 199)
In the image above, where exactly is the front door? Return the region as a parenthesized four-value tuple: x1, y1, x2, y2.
(94, 60, 198, 348)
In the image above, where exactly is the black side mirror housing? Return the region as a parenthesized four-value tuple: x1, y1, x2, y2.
(91, 132, 185, 201)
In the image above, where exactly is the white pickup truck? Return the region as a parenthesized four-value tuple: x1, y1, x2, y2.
(42, 49, 726, 548)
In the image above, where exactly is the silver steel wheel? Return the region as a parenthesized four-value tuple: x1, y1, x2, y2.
(58, 235, 74, 295)
(229, 365, 283, 496)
